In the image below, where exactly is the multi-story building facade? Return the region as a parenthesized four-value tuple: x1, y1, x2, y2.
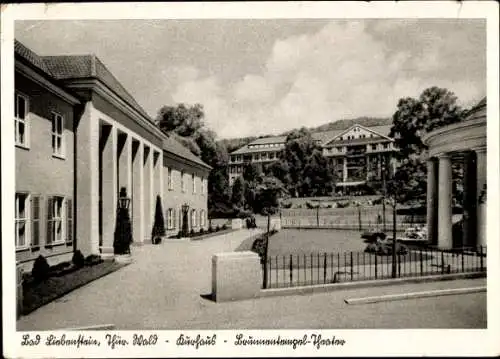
(14, 40, 211, 270)
(228, 124, 398, 192)
(228, 136, 287, 185)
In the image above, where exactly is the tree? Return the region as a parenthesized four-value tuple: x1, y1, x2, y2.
(302, 149, 335, 196)
(389, 87, 467, 204)
(242, 162, 261, 183)
(155, 103, 232, 218)
(231, 176, 245, 210)
(156, 103, 204, 137)
(281, 128, 319, 197)
(390, 87, 466, 159)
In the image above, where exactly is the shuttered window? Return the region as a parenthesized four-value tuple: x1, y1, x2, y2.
(46, 197, 53, 245)
(15, 193, 29, 248)
(47, 196, 65, 245)
(31, 195, 41, 247)
(66, 198, 73, 245)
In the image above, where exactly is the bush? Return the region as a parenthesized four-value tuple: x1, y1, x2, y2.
(281, 201, 292, 209)
(32, 255, 50, 282)
(246, 216, 257, 229)
(189, 229, 195, 237)
(72, 250, 85, 268)
(84, 254, 103, 266)
(222, 224, 228, 230)
(208, 226, 213, 233)
(199, 228, 205, 235)
(49, 261, 71, 273)
(151, 195, 165, 244)
(216, 225, 220, 232)
(251, 235, 267, 258)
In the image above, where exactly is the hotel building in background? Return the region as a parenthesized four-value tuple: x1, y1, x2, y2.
(14, 40, 211, 271)
(228, 123, 398, 193)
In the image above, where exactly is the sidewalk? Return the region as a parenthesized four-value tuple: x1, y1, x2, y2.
(17, 229, 486, 330)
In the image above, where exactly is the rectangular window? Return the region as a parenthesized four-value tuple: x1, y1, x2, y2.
(181, 171, 185, 192)
(201, 177, 205, 194)
(191, 209, 197, 227)
(167, 168, 173, 190)
(51, 112, 65, 157)
(31, 194, 41, 247)
(15, 193, 29, 249)
(192, 174, 196, 193)
(384, 143, 389, 149)
(372, 144, 377, 151)
(167, 208, 174, 229)
(47, 196, 65, 245)
(15, 93, 29, 147)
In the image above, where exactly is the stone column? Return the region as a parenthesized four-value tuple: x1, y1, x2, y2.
(426, 157, 438, 246)
(462, 152, 477, 248)
(76, 102, 99, 255)
(437, 154, 453, 249)
(475, 147, 487, 248)
(143, 146, 152, 242)
(101, 125, 117, 257)
(366, 155, 370, 181)
(132, 140, 144, 244)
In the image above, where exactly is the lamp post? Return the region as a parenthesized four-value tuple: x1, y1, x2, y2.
(390, 197, 397, 278)
(181, 203, 189, 237)
(114, 187, 132, 256)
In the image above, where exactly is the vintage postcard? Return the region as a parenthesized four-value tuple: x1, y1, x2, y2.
(2, 1, 499, 357)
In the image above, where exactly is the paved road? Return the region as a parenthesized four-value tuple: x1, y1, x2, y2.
(17, 228, 486, 330)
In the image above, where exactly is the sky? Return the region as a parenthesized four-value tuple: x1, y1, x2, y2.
(15, 19, 486, 139)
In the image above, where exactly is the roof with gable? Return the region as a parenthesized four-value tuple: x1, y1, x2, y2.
(15, 39, 210, 170)
(162, 136, 211, 170)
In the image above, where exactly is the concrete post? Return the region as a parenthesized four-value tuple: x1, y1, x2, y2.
(475, 147, 487, 248)
(426, 158, 438, 246)
(437, 154, 453, 249)
(212, 252, 262, 302)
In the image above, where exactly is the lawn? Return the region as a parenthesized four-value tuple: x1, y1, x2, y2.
(22, 260, 126, 315)
(267, 228, 366, 256)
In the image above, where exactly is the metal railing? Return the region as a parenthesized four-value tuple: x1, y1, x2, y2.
(262, 246, 486, 289)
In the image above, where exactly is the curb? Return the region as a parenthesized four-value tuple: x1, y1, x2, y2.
(344, 286, 486, 305)
(66, 324, 116, 330)
(259, 271, 485, 299)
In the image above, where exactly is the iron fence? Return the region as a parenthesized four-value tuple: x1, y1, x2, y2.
(262, 246, 486, 289)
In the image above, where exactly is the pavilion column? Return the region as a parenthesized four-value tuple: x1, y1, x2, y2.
(437, 154, 453, 249)
(475, 147, 487, 248)
(101, 125, 117, 257)
(461, 152, 477, 248)
(426, 157, 438, 246)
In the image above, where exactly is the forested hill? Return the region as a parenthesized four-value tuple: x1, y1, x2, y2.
(219, 117, 392, 152)
(309, 117, 392, 132)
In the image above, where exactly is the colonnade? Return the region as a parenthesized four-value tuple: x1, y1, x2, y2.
(99, 120, 163, 255)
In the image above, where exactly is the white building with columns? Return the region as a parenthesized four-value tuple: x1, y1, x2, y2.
(422, 97, 487, 250)
(14, 40, 211, 269)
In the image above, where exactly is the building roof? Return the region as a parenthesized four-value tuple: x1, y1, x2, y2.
(248, 136, 287, 145)
(42, 55, 153, 123)
(465, 97, 486, 121)
(16, 39, 210, 171)
(230, 123, 394, 155)
(162, 136, 211, 170)
(15, 40, 54, 76)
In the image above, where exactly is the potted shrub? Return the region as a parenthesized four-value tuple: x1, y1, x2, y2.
(151, 195, 166, 245)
